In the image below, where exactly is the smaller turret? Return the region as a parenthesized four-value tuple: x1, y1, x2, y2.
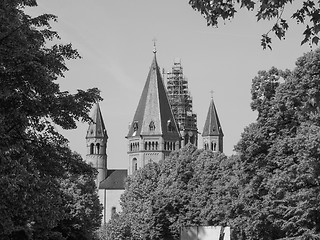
(202, 97, 223, 152)
(86, 103, 108, 188)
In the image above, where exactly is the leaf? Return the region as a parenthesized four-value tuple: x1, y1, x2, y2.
(301, 25, 312, 45)
(312, 36, 319, 45)
(314, 24, 320, 34)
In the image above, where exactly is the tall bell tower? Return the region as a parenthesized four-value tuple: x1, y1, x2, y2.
(126, 49, 181, 175)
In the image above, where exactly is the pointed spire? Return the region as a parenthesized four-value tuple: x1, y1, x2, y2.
(202, 97, 223, 137)
(86, 103, 108, 139)
(127, 53, 179, 139)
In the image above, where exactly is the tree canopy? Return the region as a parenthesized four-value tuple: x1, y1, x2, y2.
(104, 145, 236, 240)
(233, 48, 320, 239)
(188, 0, 320, 49)
(0, 1, 102, 239)
(105, 49, 320, 240)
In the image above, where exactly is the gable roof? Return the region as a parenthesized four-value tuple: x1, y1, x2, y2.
(202, 98, 223, 137)
(86, 103, 108, 139)
(127, 53, 180, 139)
(99, 169, 127, 190)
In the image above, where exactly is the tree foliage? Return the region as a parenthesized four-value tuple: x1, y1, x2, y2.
(188, 0, 320, 49)
(105, 145, 237, 240)
(0, 1, 102, 239)
(233, 49, 320, 239)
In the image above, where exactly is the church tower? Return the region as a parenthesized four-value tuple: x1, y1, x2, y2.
(166, 59, 198, 147)
(202, 97, 223, 152)
(86, 103, 108, 188)
(126, 50, 181, 175)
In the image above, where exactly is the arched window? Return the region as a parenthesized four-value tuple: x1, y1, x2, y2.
(111, 207, 117, 218)
(155, 142, 158, 150)
(148, 142, 151, 150)
(132, 158, 138, 173)
(185, 135, 189, 144)
(145, 142, 148, 150)
(152, 142, 155, 150)
(164, 142, 166, 150)
(213, 142, 217, 151)
(96, 143, 100, 154)
(190, 135, 195, 144)
(173, 142, 175, 151)
(90, 143, 94, 154)
(167, 120, 173, 132)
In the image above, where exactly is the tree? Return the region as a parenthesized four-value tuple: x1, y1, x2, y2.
(53, 153, 102, 240)
(233, 48, 320, 239)
(188, 0, 320, 49)
(0, 1, 102, 239)
(105, 144, 236, 240)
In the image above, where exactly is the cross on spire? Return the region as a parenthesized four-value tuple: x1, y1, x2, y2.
(210, 90, 214, 99)
(152, 38, 157, 54)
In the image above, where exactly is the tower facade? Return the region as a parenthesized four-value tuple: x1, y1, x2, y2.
(166, 59, 198, 147)
(86, 103, 127, 224)
(85, 103, 108, 188)
(126, 52, 181, 175)
(202, 97, 223, 152)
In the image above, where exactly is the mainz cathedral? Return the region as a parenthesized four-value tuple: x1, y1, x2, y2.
(85, 48, 224, 224)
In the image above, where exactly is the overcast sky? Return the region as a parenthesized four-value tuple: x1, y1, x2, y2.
(28, 1, 312, 169)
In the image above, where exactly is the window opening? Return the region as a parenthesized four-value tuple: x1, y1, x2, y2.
(96, 143, 100, 154)
(132, 158, 138, 173)
(90, 143, 94, 154)
(133, 121, 138, 131)
(149, 121, 155, 131)
(111, 207, 117, 218)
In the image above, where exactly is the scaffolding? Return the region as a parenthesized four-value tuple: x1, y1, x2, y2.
(165, 59, 198, 145)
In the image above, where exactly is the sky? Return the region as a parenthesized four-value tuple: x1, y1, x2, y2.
(28, 1, 312, 169)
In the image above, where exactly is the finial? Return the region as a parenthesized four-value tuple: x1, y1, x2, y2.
(152, 38, 157, 54)
(210, 90, 214, 99)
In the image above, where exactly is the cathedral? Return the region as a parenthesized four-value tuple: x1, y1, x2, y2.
(85, 49, 224, 224)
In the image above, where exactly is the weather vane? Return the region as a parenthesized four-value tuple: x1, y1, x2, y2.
(152, 38, 157, 53)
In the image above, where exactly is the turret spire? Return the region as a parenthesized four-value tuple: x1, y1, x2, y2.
(86, 102, 108, 139)
(202, 96, 223, 152)
(127, 54, 179, 138)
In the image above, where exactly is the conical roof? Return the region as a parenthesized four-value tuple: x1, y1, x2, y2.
(202, 98, 223, 137)
(86, 103, 108, 139)
(127, 53, 180, 139)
